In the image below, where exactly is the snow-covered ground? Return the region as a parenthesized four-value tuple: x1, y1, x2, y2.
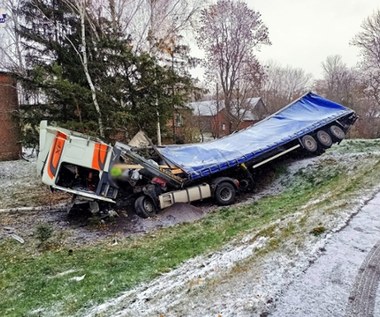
(271, 192, 380, 317)
(83, 190, 380, 317)
(83, 149, 380, 317)
(2, 142, 380, 317)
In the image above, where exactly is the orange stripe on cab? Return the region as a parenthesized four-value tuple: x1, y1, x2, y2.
(47, 132, 67, 179)
(92, 143, 108, 170)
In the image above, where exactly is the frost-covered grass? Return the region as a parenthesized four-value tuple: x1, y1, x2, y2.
(1, 140, 380, 316)
(0, 160, 69, 209)
(328, 138, 380, 153)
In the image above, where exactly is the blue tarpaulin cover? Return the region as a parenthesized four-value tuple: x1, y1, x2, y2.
(158, 92, 354, 180)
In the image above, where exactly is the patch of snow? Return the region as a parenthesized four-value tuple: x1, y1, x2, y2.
(84, 236, 269, 317)
(271, 191, 380, 317)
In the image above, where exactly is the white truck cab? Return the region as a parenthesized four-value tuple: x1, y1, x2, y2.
(37, 121, 118, 203)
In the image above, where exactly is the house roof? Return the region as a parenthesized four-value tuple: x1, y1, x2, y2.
(188, 97, 263, 120)
(0, 70, 13, 76)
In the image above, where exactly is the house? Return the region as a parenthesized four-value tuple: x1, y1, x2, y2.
(165, 104, 194, 144)
(188, 97, 268, 141)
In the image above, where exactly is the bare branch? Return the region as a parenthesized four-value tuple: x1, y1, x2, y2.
(197, 0, 270, 133)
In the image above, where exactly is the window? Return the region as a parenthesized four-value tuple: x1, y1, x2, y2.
(175, 113, 183, 127)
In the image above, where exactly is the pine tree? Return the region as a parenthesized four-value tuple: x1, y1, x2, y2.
(16, 0, 196, 144)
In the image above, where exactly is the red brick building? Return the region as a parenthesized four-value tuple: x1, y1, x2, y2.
(0, 71, 21, 161)
(165, 105, 194, 143)
(189, 97, 268, 141)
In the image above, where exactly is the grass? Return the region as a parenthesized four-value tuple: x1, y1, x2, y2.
(0, 183, 322, 316)
(310, 226, 326, 236)
(1, 140, 380, 316)
(329, 138, 380, 154)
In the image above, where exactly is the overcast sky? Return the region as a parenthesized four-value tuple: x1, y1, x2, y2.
(249, 0, 380, 79)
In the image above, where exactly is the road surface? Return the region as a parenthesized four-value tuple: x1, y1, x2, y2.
(271, 191, 380, 317)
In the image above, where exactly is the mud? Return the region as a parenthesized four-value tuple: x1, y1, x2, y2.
(0, 203, 209, 247)
(0, 158, 210, 246)
(0, 155, 292, 247)
(0, 152, 366, 248)
(123, 202, 206, 232)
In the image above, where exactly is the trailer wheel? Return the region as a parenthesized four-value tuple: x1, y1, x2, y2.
(329, 125, 345, 141)
(316, 130, 333, 148)
(214, 182, 236, 206)
(301, 135, 318, 153)
(134, 195, 157, 218)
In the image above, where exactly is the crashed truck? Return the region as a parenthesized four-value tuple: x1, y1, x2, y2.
(37, 92, 357, 218)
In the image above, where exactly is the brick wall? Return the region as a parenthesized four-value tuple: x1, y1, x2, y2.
(0, 72, 21, 161)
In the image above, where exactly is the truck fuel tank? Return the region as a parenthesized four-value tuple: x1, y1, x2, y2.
(158, 184, 211, 209)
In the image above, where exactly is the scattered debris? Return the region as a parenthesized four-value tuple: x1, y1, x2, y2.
(49, 269, 78, 279)
(107, 209, 119, 218)
(9, 233, 24, 244)
(70, 275, 86, 282)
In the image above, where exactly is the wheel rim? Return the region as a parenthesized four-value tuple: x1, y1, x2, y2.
(143, 198, 154, 213)
(317, 130, 332, 147)
(330, 125, 345, 140)
(302, 135, 318, 152)
(220, 187, 233, 202)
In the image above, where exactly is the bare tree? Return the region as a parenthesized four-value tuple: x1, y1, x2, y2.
(261, 61, 312, 113)
(91, 0, 206, 53)
(316, 54, 380, 138)
(196, 0, 270, 133)
(65, 0, 104, 137)
(228, 58, 265, 130)
(318, 55, 357, 106)
(0, 0, 25, 73)
(84, 0, 142, 39)
(351, 10, 380, 117)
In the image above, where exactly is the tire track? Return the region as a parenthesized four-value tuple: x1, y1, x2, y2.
(346, 241, 380, 317)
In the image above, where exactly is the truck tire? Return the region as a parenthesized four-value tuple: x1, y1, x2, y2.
(134, 195, 157, 218)
(301, 135, 318, 152)
(214, 182, 236, 206)
(329, 125, 345, 141)
(316, 130, 333, 148)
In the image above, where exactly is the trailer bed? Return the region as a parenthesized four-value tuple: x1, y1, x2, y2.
(158, 92, 356, 180)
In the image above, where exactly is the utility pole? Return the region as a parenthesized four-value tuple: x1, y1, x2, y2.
(149, 0, 162, 146)
(154, 76, 162, 145)
(172, 50, 176, 143)
(156, 103, 162, 146)
(216, 82, 220, 138)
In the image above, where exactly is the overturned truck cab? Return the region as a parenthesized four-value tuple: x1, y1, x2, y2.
(37, 121, 119, 211)
(37, 92, 357, 218)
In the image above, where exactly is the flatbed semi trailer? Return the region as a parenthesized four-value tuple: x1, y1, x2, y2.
(37, 92, 357, 217)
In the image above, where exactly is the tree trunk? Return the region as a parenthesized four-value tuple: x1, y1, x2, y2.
(79, 1, 105, 138)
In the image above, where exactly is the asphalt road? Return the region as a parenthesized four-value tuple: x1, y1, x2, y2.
(271, 190, 380, 317)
